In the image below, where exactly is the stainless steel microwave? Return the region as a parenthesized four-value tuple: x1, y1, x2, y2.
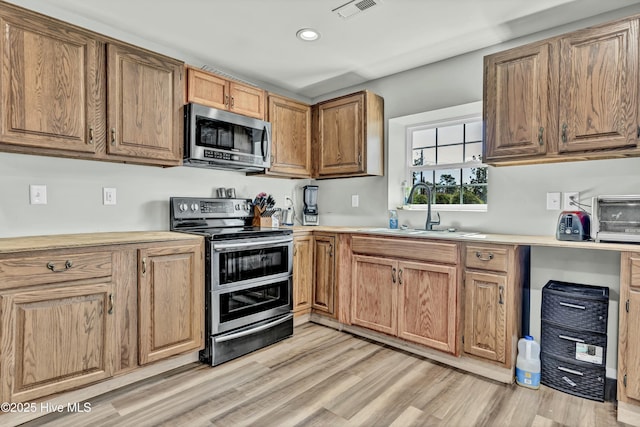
(184, 103, 271, 172)
(593, 195, 640, 243)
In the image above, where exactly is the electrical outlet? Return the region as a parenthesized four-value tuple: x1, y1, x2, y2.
(103, 187, 117, 205)
(351, 194, 359, 208)
(29, 184, 47, 205)
(546, 192, 561, 210)
(563, 191, 579, 211)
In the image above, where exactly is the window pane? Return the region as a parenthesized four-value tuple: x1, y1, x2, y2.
(463, 185, 487, 204)
(412, 128, 436, 148)
(412, 147, 435, 166)
(465, 121, 483, 142)
(413, 171, 434, 186)
(438, 124, 463, 145)
(438, 144, 463, 164)
(464, 142, 482, 162)
(463, 167, 487, 184)
(435, 169, 460, 186)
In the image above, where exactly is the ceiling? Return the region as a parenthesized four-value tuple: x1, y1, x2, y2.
(9, 0, 640, 99)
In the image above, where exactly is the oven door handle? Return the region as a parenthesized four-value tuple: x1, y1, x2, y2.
(213, 237, 293, 251)
(214, 313, 293, 343)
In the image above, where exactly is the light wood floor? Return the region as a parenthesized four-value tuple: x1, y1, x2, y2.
(24, 323, 626, 427)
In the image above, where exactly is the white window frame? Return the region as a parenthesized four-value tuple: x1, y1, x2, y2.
(404, 104, 487, 212)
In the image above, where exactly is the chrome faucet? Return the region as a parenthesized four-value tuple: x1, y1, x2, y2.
(407, 182, 441, 230)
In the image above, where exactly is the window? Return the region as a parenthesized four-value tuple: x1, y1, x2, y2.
(407, 114, 487, 210)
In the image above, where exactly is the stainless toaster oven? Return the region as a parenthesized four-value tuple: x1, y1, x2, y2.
(592, 195, 640, 243)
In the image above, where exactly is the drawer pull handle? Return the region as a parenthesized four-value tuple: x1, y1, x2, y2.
(559, 302, 586, 310)
(498, 285, 504, 304)
(475, 251, 494, 261)
(142, 258, 147, 275)
(392, 267, 397, 284)
(47, 260, 73, 273)
(398, 269, 403, 285)
(111, 128, 116, 145)
(108, 293, 114, 315)
(89, 126, 94, 144)
(558, 334, 585, 343)
(557, 366, 584, 376)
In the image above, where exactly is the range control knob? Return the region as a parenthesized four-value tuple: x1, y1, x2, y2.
(178, 203, 188, 212)
(190, 203, 199, 212)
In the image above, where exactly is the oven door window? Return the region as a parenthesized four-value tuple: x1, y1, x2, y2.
(219, 280, 289, 323)
(219, 245, 289, 285)
(196, 116, 266, 157)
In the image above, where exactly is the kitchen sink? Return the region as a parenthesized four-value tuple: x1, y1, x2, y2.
(360, 228, 485, 239)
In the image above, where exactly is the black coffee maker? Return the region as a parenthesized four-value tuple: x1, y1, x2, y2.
(303, 185, 319, 226)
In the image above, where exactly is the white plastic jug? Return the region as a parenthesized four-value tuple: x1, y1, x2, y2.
(515, 335, 541, 389)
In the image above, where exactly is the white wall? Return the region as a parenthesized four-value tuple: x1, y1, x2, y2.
(309, 5, 640, 378)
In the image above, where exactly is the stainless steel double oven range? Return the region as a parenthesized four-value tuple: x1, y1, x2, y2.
(170, 197, 293, 366)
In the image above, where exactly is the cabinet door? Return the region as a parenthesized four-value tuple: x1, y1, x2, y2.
(0, 284, 115, 402)
(397, 261, 458, 355)
(138, 243, 203, 365)
(620, 254, 640, 403)
(187, 67, 229, 110)
(0, 13, 100, 153)
(293, 235, 313, 313)
(268, 95, 311, 177)
(229, 82, 265, 120)
(558, 20, 638, 152)
(312, 235, 335, 315)
(463, 271, 507, 363)
(107, 43, 183, 164)
(317, 93, 364, 176)
(484, 43, 550, 159)
(351, 255, 397, 335)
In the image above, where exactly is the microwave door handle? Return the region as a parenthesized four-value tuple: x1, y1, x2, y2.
(261, 126, 268, 162)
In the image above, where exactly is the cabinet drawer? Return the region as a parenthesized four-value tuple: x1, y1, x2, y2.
(541, 283, 608, 334)
(352, 235, 457, 264)
(541, 352, 605, 401)
(0, 251, 113, 289)
(541, 321, 607, 367)
(465, 244, 509, 272)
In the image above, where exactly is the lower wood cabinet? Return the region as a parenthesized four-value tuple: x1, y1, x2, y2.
(619, 252, 640, 410)
(312, 234, 336, 316)
(463, 244, 528, 367)
(0, 283, 116, 402)
(351, 240, 459, 355)
(138, 243, 204, 364)
(292, 233, 314, 315)
(0, 234, 203, 403)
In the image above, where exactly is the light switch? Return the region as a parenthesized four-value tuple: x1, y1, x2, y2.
(29, 184, 47, 205)
(546, 192, 561, 210)
(103, 187, 117, 205)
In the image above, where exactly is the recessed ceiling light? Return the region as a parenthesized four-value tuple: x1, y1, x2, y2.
(296, 28, 320, 41)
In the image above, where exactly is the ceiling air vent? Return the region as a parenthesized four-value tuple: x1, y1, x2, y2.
(332, 0, 382, 19)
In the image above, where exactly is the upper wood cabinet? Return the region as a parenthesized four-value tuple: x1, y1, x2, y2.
(0, 2, 185, 167)
(0, 9, 101, 154)
(314, 90, 384, 178)
(484, 17, 640, 165)
(484, 42, 552, 159)
(266, 94, 312, 177)
(186, 67, 266, 120)
(107, 43, 183, 163)
(558, 20, 638, 152)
